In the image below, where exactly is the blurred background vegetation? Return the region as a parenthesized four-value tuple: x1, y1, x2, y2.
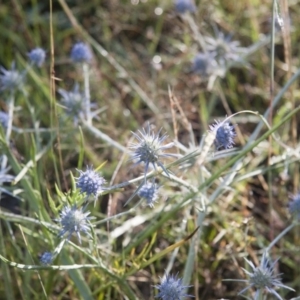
(0, 0, 300, 299)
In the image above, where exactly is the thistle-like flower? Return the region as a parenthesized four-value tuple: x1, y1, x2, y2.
(39, 251, 54, 265)
(138, 181, 159, 207)
(76, 166, 106, 198)
(174, 0, 196, 14)
(155, 273, 193, 300)
(289, 193, 300, 220)
(191, 52, 217, 76)
(209, 120, 236, 150)
(56, 205, 94, 244)
(58, 84, 85, 124)
(0, 63, 24, 92)
(28, 48, 46, 67)
(129, 124, 175, 179)
(0, 111, 9, 128)
(205, 31, 246, 66)
(239, 252, 294, 299)
(70, 42, 92, 63)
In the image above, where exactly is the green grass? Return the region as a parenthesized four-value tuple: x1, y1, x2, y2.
(0, 0, 300, 299)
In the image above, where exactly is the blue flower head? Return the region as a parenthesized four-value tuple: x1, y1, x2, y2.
(239, 252, 294, 299)
(209, 120, 236, 150)
(39, 251, 54, 265)
(155, 273, 193, 300)
(192, 52, 217, 76)
(58, 84, 85, 124)
(175, 0, 196, 14)
(76, 166, 106, 198)
(129, 123, 175, 179)
(289, 193, 300, 220)
(0, 63, 24, 92)
(28, 48, 46, 67)
(138, 181, 159, 207)
(0, 111, 9, 128)
(70, 42, 92, 63)
(57, 205, 94, 244)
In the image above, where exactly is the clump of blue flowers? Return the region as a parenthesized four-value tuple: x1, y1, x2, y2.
(289, 193, 300, 220)
(130, 123, 175, 179)
(191, 52, 217, 76)
(76, 166, 106, 198)
(174, 0, 196, 14)
(28, 48, 46, 67)
(155, 273, 193, 300)
(70, 42, 92, 63)
(0, 63, 24, 92)
(138, 181, 159, 207)
(239, 252, 294, 300)
(57, 205, 94, 244)
(209, 120, 236, 150)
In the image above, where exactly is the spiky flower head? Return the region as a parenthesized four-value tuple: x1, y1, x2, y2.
(174, 0, 196, 14)
(239, 252, 294, 299)
(209, 120, 236, 150)
(28, 48, 46, 67)
(39, 251, 54, 265)
(155, 273, 193, 300)
(58, 84, 85, 124)
(0, 63, 24, 92)
(70, 42, 92, 63)
(57, 205, 94, 244)
(76, 166, 106, 198)
(129, 123, 175, 179)
(191, 52, 217, 76)
(289, 193, 300, 220)
(138, 181, 159, 207)
(205, 31, 246, 66)
(0, 111, 9, 128)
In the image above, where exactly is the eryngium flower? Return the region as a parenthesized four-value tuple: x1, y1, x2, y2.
(155, 273, 193, 300)
(76, 166, 105, 198)
(191, 52, 217, 76)
(58, 84, 84, 124)
(289, 193, 300, 220)
(0, 63, 24, 92)
(138, 182, 159, 207)
(205, 31, 245, 65)
(57, 205, 94, 244)
(28, 48, 46, 67)
(129, 124, 175, 178)
(239, 252, 294, 300)
(0, 111, 9, 128)
(175, 0, 196, 14)
(70, 42, 92, 63)
(209, 120, 236, 150)
(39, 251, 54, 265)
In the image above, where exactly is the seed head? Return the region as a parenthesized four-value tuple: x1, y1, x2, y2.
(57, 205, 94, 244)
(70, 42, 92, 63)
(28, 48, 46, 67)
(175, 0, 196, 14)
(209, 120, 236, 150)
(129, 123, 175, 178)
(289, 193, 300, 220)
(76, 166, 106, 198)
(155, 273, 193, 300)
(39, 251, 54, 265)
(138, 181, 159, 207)
(239, 252, 294, 299)
(0, 63, 24, 92)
